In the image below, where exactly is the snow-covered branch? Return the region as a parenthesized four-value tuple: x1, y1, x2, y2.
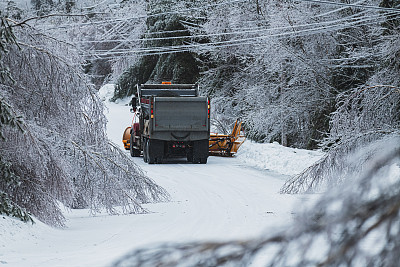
(111, 137, 400, 266)
(0, 20, 169, 226)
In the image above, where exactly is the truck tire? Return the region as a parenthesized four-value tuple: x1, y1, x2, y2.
(192, 140, 209, 164)
(191, 157, 207, 164)
(147, 139, 155, 164)
(143, 138, 148, 163)
(130, 134, 140, 157)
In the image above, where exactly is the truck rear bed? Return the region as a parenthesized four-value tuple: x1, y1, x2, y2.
(154, 97, 209, 132)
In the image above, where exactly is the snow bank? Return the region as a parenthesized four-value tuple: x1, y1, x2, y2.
(235, 141, 324, 176)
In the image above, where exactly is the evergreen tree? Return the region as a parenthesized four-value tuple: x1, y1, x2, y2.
(0, 13, 33, 223)
(113, 0, 201, 100)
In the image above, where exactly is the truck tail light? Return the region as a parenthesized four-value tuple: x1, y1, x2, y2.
(151, 99, 154, 119)
(208, 98, 210, 119)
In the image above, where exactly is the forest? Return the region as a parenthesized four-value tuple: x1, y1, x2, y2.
(0, 0, 399, 265)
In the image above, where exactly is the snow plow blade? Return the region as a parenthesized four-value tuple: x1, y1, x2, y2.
(123, 120, 245, 157)
(122, 126, 131, 150)
(209, 120, 246, 157)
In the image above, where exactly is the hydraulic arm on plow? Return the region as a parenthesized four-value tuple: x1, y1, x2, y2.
(209, 120, 246, 157)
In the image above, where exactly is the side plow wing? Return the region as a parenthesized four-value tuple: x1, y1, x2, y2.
(209, 120, 246, 157)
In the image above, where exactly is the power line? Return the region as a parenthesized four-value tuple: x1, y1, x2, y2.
(76, 10, 373, 45)
(38, 0, 252, 30)
(71, 0, 400, 46)
(28, 0, 399, 59)
(85, 11, 392, 59)
(40, 0, 400, 31)
(295, 0, 400, 13)
(85, 10, 390, 50)
(314, 0, 368, 18)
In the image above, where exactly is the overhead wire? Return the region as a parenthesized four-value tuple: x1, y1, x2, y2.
(73, 0, 399, 46)
(39, 0, 400, 31)
(33, 0, 399, 59)
(86, 10, 395, 59)
(98, 10, 382, 48)
(295, 0, 400, 13)
(314, 0, 369, 17)
(39, 0, 252, 30)
(36, 0, 400, 60)
(77, 9, 372, 45)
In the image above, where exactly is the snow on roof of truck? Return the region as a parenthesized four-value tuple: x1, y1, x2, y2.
(138, 84, 198, 97)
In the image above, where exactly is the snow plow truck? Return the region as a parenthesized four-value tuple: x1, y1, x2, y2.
(122, 83, 210, 164)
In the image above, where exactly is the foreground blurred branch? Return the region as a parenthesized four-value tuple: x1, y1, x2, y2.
(111, 138, 400, 267)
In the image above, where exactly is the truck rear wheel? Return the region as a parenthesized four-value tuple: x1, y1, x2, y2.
(191, 157, 207, 164)
(146, 139, 155, 164)
(130, 134, 140, 157)
(200, 158, 207, 164)
(143, 138, 148, 163)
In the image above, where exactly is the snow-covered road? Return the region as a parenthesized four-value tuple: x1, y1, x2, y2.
(133, 155, 298, 243)
(0, 86, 321, 267)
(0, 157, 300, 267)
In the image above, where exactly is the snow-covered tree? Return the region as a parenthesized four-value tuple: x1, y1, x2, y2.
(27, 0, 149, 88)
(0, 12, 33, 223)
(281, 0, 400, 193)
(0, 13, 169, 226)
(187, 0, 395, 149)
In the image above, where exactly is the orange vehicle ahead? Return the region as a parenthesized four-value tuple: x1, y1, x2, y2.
(122, 127, 131, 150)
(209, 119, 246, 157)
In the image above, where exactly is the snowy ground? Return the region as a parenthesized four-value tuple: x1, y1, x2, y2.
(0, 85, 323, 267)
